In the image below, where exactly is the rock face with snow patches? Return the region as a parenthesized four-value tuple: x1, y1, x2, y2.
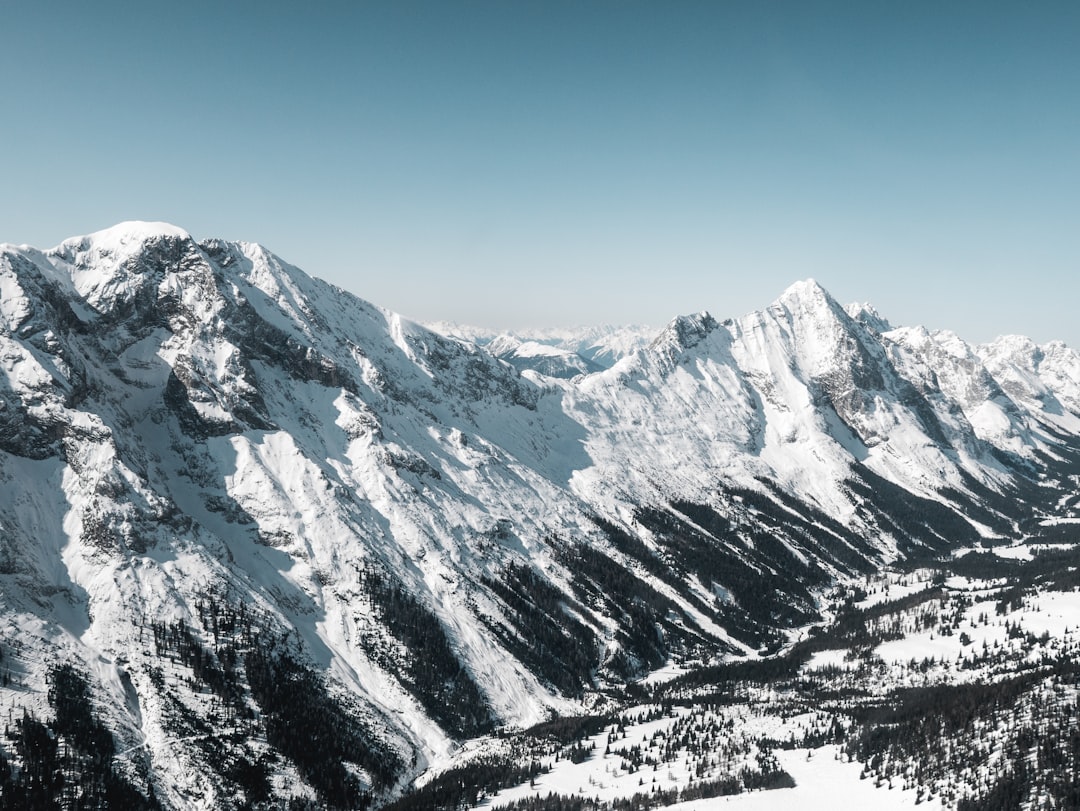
(0, 223, 1078, 808)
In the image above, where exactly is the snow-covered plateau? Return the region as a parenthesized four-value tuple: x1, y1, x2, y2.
(0, 222, 1078, 809)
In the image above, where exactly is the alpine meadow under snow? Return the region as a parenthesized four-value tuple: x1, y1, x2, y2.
(0, 222, 1079, 809)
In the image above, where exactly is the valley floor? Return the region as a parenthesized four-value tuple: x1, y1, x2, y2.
(405, 540, 1080, 811)
(662, 745, 935, 810)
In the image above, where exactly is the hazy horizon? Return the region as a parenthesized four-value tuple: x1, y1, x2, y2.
(3, 2, 1078, 347)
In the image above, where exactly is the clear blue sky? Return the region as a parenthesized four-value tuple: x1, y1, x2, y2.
(3, 2, 1078, 346)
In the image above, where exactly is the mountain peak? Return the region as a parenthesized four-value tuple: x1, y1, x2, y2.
(659, 310, 718, 344)
(49, 221, 194, 271)
(845, 301, 893, 334)
(775, 278, 835, 309)
(54, 221, 191, 251)
(644, 311, 719, 366)
(765, 279, 853, 339)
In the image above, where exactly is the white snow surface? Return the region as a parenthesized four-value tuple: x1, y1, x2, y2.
(666, 746, 940, 810)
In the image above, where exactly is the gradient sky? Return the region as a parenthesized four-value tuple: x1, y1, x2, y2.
(2, 2, 1078, 347)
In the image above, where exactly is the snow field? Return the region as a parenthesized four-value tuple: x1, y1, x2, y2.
(484, 705, 784, 808)
(478, 700, 944, 810)
(668, 745, 941, 810)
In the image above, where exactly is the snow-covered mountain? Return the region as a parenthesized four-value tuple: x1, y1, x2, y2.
(1, 222, 1078, 809)
(426, 322, 658, 373)
(482, 334, 606, 379)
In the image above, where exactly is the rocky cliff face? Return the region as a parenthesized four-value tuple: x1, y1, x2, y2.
(1, 222, 1078, 808)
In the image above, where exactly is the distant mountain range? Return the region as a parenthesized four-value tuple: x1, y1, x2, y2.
(0, 222, 1077, 809)
(425, 321, 658, 376)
